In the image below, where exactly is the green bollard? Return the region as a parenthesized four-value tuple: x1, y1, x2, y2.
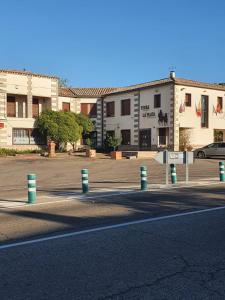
(81, 169, 89, 193)
(170, 164, 177, 184)
(219, 161, 225, 182)
(27, 174, 36, 204)
(140, 166, 148, 190)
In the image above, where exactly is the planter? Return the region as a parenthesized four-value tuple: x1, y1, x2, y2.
(110, 151, 122, 160)
(86, 149, 96, 158)
(48, 141, 56, 158)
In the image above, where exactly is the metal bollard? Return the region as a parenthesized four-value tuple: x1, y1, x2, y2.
(170, 164, 177, 184)
(219, 161, 225, 182)
(27, 174, 37, 204)
(140, 166, 148, 190)
(81, 169, 89, 193)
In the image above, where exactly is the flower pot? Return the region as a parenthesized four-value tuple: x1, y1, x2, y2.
(86, 149, 96, 158)
(48, 141, 56, 158)
(111, 151, 122, 160)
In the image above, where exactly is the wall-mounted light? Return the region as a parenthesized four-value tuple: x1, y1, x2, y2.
(180, 88, 185, 91)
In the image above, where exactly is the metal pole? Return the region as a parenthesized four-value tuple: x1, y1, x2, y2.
(81, 169, 89, 193)
(185, 151, 189, 183)
(140, 166, 148, 190)
(27, 174, 36, 204)
(219, 161, 225, 182)
(165, 150, 168, 185)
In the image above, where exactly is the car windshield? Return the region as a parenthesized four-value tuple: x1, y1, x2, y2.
(206, 143, 216, 148)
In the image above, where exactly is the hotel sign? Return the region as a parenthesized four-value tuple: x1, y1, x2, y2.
(140, 105, 156, 118)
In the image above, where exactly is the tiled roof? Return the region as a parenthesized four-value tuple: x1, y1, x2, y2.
(70, 87, 118, 97)
(59, 87, 76, 97)
(59, 87, 118, 98)
(174, 78, 225, 91)
(0, 69, 58, 79)
(104, 78, 173, 95)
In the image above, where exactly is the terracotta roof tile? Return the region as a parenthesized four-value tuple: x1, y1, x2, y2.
(174, 78, 225, 91)
(59, 87, 76, 97)
(70, 87, 118, 97)
(104, 78, 173, 95)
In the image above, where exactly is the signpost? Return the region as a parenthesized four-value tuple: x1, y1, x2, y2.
(154, 150, 194, 184)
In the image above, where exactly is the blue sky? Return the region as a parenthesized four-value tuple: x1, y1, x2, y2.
(0, 0, 225, 87)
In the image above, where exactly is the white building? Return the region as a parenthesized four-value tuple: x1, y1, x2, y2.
(1, 69, 225, 151)
(101, 72, 225, 151)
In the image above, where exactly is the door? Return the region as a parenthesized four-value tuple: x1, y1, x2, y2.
(139, 129, 151, 150)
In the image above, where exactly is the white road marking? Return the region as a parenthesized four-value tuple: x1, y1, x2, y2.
(0, 179, 224, 210)
(1, 205, 225, 250)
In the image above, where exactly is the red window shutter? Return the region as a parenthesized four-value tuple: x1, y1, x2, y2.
(32, 98, 39, 118)
(7, 96, 16, 117)
(81, 103, 89, 116)
(62, 102, 70, 111)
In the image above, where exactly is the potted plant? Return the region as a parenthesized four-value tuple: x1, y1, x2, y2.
(105, 135, 122, 160)
(85, 138, 96, 158)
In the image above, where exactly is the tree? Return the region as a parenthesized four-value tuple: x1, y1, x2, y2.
(105, 135, 121, 151)
(179, 129, 193, 151)
(74, 113, 93, 134)
(59, 78, 69, 87)
(35, 110, 82, 149)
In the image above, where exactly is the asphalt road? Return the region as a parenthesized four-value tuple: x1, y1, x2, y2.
(1, 184, 225, 299)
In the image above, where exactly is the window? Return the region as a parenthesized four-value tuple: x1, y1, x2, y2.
(158, 128, 167, 145)
(106, 101, 115, 117)
(62, 102, 70, 111)
(12, 128, 46, 145)
(32, 98, 39, 118)
(218, 142, 225, 148)
(81, 103, 97, 117)
(217, 97, 223, 111)
(121, 129, 131, 145)
(201, 95, 209, 128)
(7, 96, 16, 117)
(185, 93, 192, 106)
(89, 103, 97, 117)
(121, 99, 130, 116)
(154, 94, 161, 108)
(106, 130, 115, 138)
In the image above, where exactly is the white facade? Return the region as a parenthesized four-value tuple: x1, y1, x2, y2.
(1, 69, 225, 151)
(0, 70, 58, 149)
(177, 84, 225, 147)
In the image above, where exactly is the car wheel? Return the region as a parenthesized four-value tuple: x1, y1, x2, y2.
(197, 151, 205, 159)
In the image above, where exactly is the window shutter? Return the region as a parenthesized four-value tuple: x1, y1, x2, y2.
(7, 96, 16, 117)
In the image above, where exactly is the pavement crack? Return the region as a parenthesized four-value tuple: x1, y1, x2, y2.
(98, 270, 184, 300)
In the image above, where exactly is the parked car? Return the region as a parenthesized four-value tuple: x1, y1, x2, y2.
(194, 142, 225, 158)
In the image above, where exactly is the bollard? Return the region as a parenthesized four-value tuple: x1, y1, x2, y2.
(81, 169, 89, 193)
(27, 174, 37, 204)
(170, 164, 177, 184)
(140, 166, 148, 190)
(219, 161, 225, 182)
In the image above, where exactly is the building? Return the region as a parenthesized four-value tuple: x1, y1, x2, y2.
(1, 68, 225, 151)
(101, 71, 225, 151)
(0, 70, 58, 149)
(0, 69, 115, 149)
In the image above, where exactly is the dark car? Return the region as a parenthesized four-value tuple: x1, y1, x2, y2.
(194, 142, 225, 158)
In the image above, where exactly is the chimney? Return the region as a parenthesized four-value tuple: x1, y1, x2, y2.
(170, 71, 175, 79)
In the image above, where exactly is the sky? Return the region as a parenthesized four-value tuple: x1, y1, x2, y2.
(0, 0, 225, 87)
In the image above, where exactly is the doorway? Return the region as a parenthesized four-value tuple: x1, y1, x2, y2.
(139, 129, 151, 150)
